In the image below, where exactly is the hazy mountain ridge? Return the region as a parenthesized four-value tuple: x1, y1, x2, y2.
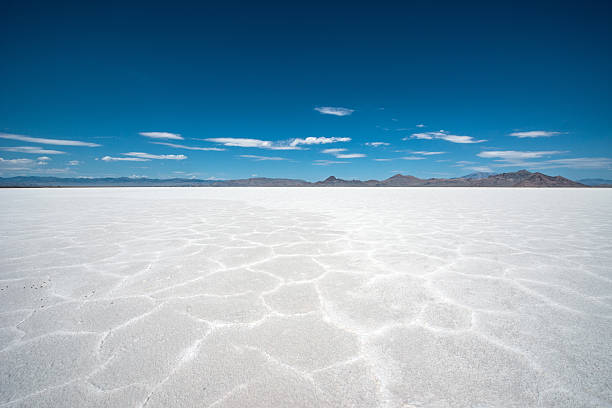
(0, 170, 590, 187)
(578, 178, 612, 187)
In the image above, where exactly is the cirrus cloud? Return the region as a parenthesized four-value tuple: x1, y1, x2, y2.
(123, 152, 187, 160)
(0, 157, 34, 165)
(203, 138, 302, 150)
(321, 148, 365, 159)
(477, 150, 563, 160)
(0, 132, 100, 147)
(101, 156, 150, 162)
(411, 151, 445, 155)
(151, 142, 225, 151)
(406, 130, 486, 144)
(0, 146, 66, 154)
(509, 130, 562, 138)
(313, 160, 349, 166)
(239, 155, 288, 161)
(139, 132, 184, 140)
(314, 106, 354, 116)
(203, 136, 349, 150)
(290, 136, 351, 146)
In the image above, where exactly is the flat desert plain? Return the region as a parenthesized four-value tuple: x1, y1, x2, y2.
(0, 187, 611, 408)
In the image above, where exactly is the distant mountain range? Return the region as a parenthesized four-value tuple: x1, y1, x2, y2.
(578, 178, 612, 187)
(0, 170, 596, 187)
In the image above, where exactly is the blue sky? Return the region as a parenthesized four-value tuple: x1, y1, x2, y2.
(1, 1, 610, 181)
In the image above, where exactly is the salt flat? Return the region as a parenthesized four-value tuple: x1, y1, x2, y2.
(0, 187, 611, 408)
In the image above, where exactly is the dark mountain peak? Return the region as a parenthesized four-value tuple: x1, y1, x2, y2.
(381, 174, 423, 186)
(514, 173, 585, 187)
(385, 174, 420, 181)
(315, 176, 369, 186)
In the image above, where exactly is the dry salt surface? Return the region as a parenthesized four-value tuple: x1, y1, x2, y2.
(1, 187, 611, 408)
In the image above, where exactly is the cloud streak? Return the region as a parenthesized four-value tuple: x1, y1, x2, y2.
(101, 156, 150, 162)
(139, 132, 184, 140)
(291, 137, 351, 146)
(0, 157, 34, 165)
(535, 157, 612, 169)
(0, 146, 66, 154)
(407, 130, 486, 144)
(476, 150, 610, 169)
(314, 106, 354, 116)
(204, 136, 350, 150)
(312, 160, 349, 166)
(123, 152, 187, 160)
(151, 142, 225, 151)
(101, 152, 187, 162)
(0, 132, 100, 147)
(464, 166, 494, 173)
(366, 142, 390, 147)
(204, 138, 302, 150)
(411, 151, 445, 155)
(509, 130, 562, 138)
(239, 155, 288, 161)
(477, 150, 563, 160)
(321, 148, 365, 159)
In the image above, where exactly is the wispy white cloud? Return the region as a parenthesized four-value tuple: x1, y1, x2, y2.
(407, 130, 486, 144)
(151, 141, 225, 151)
(0, 132, 100, 147)
(314, 106, 354, 116)
(203, 136, 349, 150)
(509, 130, 562, 138)
(204, 138, 302, 150)
(312, 160, 349, 166)
(0, 156, 62, 169)
(321, 148, 366, 159)
(139, 132, 184, 140)
(290, 136, 351, 146)
(322, 148, 347, 154)
(475, 150, 610, 170)
(374, 152, 439, 161)
(239, 154, 288, 161)
(477, 150, 563, 160)
(411, 151, 445, 155)
(416, 124, 426, 128)
(123, 152, 187, 160)
(464, 166, 493, 173)
(366, 142, 390, 147)
(101, 156, 150, 162)
(68, 160, 80, 166)
(374, 158, 394, 162)
(535, 157, 612, 169)
(337, 153, 366, 158)
(0, 157, 34, 165)
(0, 146, 66, 154)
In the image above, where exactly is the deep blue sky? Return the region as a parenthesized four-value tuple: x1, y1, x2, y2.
(1, 0, 610, 181)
